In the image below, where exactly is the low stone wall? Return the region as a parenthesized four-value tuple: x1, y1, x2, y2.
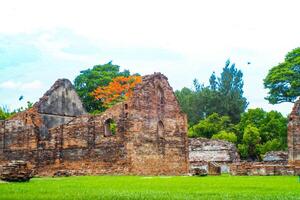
(230, 162, 298, 176)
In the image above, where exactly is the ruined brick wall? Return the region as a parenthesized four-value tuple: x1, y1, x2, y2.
(230, 162, 296, 176)
(288, 98, 300, 165)
(0, 73, 189, 176)
(123, 73, 189, 175)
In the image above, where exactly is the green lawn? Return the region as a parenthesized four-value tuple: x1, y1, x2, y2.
(0, 175, 299, 200)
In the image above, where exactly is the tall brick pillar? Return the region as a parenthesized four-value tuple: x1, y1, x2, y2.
(288, 98, 300, 165)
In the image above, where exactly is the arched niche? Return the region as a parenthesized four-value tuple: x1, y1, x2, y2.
(104, 118, 116, 137)
(158, 120, 164, 138)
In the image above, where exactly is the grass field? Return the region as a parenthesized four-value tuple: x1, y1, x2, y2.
(0, 175, 300, 200)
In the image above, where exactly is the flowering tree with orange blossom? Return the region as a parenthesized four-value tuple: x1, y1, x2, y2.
(91, 76, 142, 108)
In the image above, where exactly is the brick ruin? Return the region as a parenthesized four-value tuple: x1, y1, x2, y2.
(0, 73, 189, 176)
(2, 72, 300, 177)
(288, 98, 300, 166)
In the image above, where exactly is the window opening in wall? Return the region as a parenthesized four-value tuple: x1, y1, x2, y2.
(104, 118, 116, 136)
(124, 103, 128, 110)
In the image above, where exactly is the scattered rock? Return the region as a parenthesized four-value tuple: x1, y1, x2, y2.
(263, 151, 288, 162)
(191, 168, 207, 176)
(0, 161, 33, 182)
(53, 170, 72, 177)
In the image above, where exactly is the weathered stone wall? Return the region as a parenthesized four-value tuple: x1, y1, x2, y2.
(34, 79, 87, 129)
(189, 138, 239, 173)
(288, 98, 300, 165)
(0, 73, 189, 176)
(263, 151, 288, 162)
(230, 162, 297, 176)
(124, 73, 189, 175)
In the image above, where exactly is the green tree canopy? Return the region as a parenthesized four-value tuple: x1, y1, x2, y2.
(74, 61, 133, 113)
(238, 124, 261, 160)
(188, 113, 235, 138)
(176, 60, 248, 125)
(236, 108, 287, 147)
(264, 47, 300, 104)
(211, 130, 237, 143)
(216, 60, 248, 123)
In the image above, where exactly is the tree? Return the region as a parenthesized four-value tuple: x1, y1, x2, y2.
(176, 60, 248, 125)
(91, 76, 142, 108)
(238, 125, 261, 160)
(175, 87, 202, 126)
(209, 72, 217, 91)
(211, 130, 237, 143)
(236, 108, 287, 148)
(257, 139, 281, 157)
(264, 47, 300, 104)
(74, 61, 132, 113)
(188, 113, 235, 138)
(216, 60, 248, 123)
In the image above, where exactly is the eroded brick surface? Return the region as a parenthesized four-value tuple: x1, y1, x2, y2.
(230, 162, 296, 176)
(0, 73, 189, 176)
(288, 98, 300, 165)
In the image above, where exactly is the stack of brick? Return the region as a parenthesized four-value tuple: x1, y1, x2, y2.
(0, 160, 33, 182)
(230, 162, 296, 176)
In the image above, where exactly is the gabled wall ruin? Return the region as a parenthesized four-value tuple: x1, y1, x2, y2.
(288, 98, 300, 165)
(0, 73, 189, 176)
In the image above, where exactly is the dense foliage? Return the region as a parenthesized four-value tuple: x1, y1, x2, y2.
(264, 47, 300, 104)
(238, 125, 261, 160)
(211, 131, 237, 143)
(188, 113, 235, 139)
(74, 61, 133, 113)
(176, 60, 248, 125)
(189, 108, 287, 160)
(91, 76, 142, 108)
(236, 108, 287, 159)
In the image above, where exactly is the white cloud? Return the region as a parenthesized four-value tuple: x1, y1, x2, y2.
(0, 0, 299, 115)
(0, 80, 43, 90)
(0, 81, 18, 89)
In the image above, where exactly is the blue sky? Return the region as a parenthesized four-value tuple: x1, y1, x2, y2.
(0, 0, 300, 115)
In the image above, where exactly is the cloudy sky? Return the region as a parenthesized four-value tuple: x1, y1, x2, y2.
(0, 0, 299, 115)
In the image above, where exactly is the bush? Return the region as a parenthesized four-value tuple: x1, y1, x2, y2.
(212, 131, 237, 143)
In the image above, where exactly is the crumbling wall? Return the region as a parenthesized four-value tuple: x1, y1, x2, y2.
(288, 98, 300, 165)
(230, 162, 296, 176)
(189, 138, 239, 173)
(0, 73, 189, 176)
(124, 73, 189, 175)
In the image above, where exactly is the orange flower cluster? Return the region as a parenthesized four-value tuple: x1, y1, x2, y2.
(91, 76, 142, 108)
